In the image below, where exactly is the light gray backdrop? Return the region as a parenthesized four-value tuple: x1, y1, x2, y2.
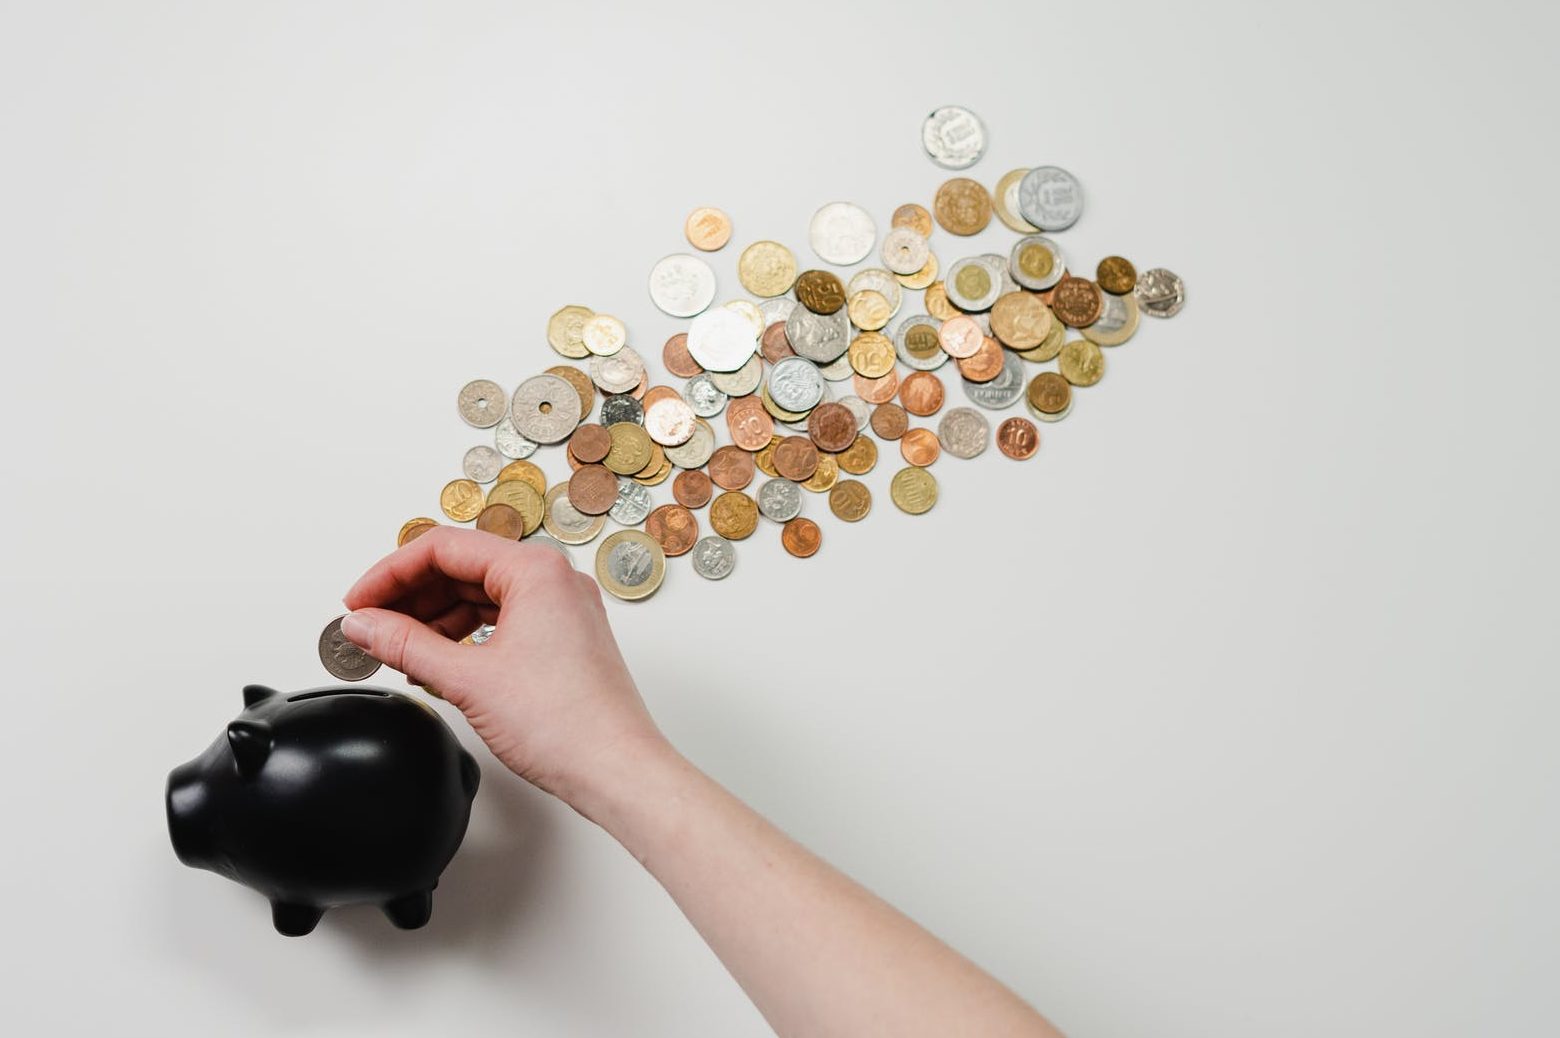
(2, 1, 1555, 1035)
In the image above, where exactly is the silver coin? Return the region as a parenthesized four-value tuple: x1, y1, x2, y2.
(493, 416, 539, 459)
(1017, 166, 1083, 232)
(808, 201, 876, 265)
(643, 396, 697, 446)
(318, 615, 381, 682)
(786, 304, 851, 364)
(963, 352, 1026, 410)
(686, 306, 757, 373)
(664, 417, 716, 468)
(600, 393, 643, 426)
(510, 374, 582, 444)
(608, 477, 652, 526)
(894, 314, 950, 371)
(817, 353, 855, 382)
(604, 536, 661, 591)
(880, 227, 929, 276)
(588, 346, 646, 394)
(468, 623, 497, 644)
(690, 536, 735, 580)
(1135, 267, 1185, 318)
(846, 267, 902, 316)
(981, 253, 1021, 297)
(937, 406, 990, 459)
(781, 381, 833, 432)
(523, 534, 572, 562)
(684, 373, 729, 417)
(462, 444, 503, 483)
(756, 478, 803, 522)
(1009, 235, 1066, 291)
(708, 352, 763, 397)
(837, 394, 871, 431)
(1081, 292, 1140, 346)
(457, 379, 507, 429)
(758, 296, 796, 327)
(945, 256, 1002, 311)
(921, 105, 987, 170)
(543, 484, 607, 545)
(648, 253, 717, 317)
(768, 356, 825, 412)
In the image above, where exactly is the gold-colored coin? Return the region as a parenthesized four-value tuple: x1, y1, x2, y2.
(594, 530, 666, 601)
(1096, 255, 1138, 295)
(847, 332, 895, 378)
(440, 479, 485, 522)
(1014, 240, 1058, 283)
(989, 292, 1054, 350)
(837, 433, 878, 475)
(932, 177, 992, 235)
(634, 441, 666, 477)
(889, 466, 938, 515)
(795, 269, 846, 315)
(1080, 293, 1141, 347)
(828, 479, 872, 522)
(901, 322, 943, 367)
(993, 168, 1039, 233)
(925, 281, 958, 320)
(546, 305, 594, 359)
(604, 422, 653, 475)
(891, 203, 934, 238)
(846, 289, 892, 331)
(761, 384, 811, 424)
(737, 240, 798, 298)
(485, 479, 544, 534)
(542, 483, 607, 545)
(709, 491, 759, 540)
(801, 452, 838, 493)
(895, 250, 938, 290)
(632, 455, 673, 486)
(1017, 313, 1067, 362)
(1059, 339, 1106, 386)
(951, 262, 993, 305)
(398, 517, 438, 546)
(1026, 372, 1072, 416)
(754, 435, 782, 477)
(545, 364, 594, 417)
(496, 459, 547, 498)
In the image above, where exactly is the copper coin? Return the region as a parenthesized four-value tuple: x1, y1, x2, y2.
(891, 203, 934, 238)
(996, 417, 1040, 460)
(474, 503, 525, 539)
(662, 333, 703, 378)
(726, 394, 776, 451)
(795, 269, 845, 315)
(545, 364, 595, 417)
(773, 435, 820, 482)
(707, 445, 755, 491)
(956, 336, 1005, 383)
(938, 315, 984, 358)
(630, 371, 649, 399)
(760, 321, 795, 364)
(900, 371, 946, 416)
(399, 519, 438, 545)
(932, 177, 992, 236)
(900, 427, 941, 467)
(1027, 372, 1072, 414)
(853, 369, 900, 405)
(1096, 256, 1138, 295)
(780, 517, 821, 558)
(828, 479, 872, 522)
(870, 402, 909, 440)
(1051, 276, 1103, 327)
(710, 491, 759, 540)
(568, 423, 611, 464)
(642, 385, 681, 411)
(672, 469, 714, 509)
(684, 207, 732, 251)
(566, 463, 619, 515)
(645, 504, 700, 557)
(807, 402, 857, 453)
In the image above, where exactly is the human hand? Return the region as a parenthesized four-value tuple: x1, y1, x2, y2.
(339, 528, 668, 807)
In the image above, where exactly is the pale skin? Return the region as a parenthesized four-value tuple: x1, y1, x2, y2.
(341, 527, 1062, 1038)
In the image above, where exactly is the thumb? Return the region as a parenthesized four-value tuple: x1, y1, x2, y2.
(340, 608, 464, 689)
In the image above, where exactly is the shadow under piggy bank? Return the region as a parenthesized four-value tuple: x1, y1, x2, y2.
(166, 684, 480, 936)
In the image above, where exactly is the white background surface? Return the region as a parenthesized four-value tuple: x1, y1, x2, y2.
(2, 2, 1555, 1035)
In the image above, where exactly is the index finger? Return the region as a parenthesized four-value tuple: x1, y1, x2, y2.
(342, 527, 554, 611)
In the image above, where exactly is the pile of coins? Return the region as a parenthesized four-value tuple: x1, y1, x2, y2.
(319, 106, 1184, 677)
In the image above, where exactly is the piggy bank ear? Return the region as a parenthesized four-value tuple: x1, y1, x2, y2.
(226, 719, 273, 779)
(242, 684, 279, 708)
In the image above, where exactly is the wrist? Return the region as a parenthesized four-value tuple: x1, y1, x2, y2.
(553, 729, 689, 834)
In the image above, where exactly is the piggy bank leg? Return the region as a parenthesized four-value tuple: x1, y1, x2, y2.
(271, 901, 325, 936)
(382, 889, 433, 929)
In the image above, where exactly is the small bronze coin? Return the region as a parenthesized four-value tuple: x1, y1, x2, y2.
(710, 491, 759, 540)
(567, 463, 619, 515)
(837, 434, 877, 475)
(892, 203, 934, 238)
(754, 435, 781, 477)
(932, 177, 993, 236)
(870, 402, 909, 440)
(828, 479, 872, 522)
(1027, 372, 1072, 415)
(795, 269, 846, 314)
(475, 502, 525, 539)
(760, 321, 795, 363)
(707, 444, 756, 491)
(1051, 276, 1104, 328)
(684, 207, 732, 251)
(645, 504, 700, 557)
(568, 423, 612, 464)
(807, 402, 857, 453)
(996, 417, 1040, 459)
(852, 369, 900, 405)
(496, 459, 547, 497)
(781, 517, 822, 558)
(1096, 256, 1138, 295)
(773, 435, 820, 482)
(802, 452, 838, 493)
(641, 385, 681, 411)
(662, 333, 703, 378)
(398, 517, 438, 546)
(672, 469, 714, 509)
(726, 394, 775, 451)
(544, 364, 595, 417)
(900, 371, 946, 417)
(900, 427, 941, 467)
(956, 336, 1006, 383)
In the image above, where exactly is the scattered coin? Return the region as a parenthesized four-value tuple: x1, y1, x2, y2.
(889, 467, 938, 515)
(487, 478, 545, 534)
(494, 416, 540, 460)
(440, 478, 486, 521)
(933, 178, 992, 235)
(773, 435, 820, 482)
(568, 463, 620, 515)
(644, 395, 697, 446)
(892, 203, 934, 237)
(900, 371, 946, 416)
(738, 240, 798, 297)
(781, 517, 822, 557)
(880, 227, 930, 276)
(569, 423, 612, 464)
(989, 291, 1053, 349)
(1008, 235, 1065, 292)
(796, 270, 846, 315)
(955, 336, 1005, 383)
(398, 517, 438, 546)
(994, 168, 1039, 233)
(511, 374, 584, 443)
(546, 306, 594, 359)
(828, 479, 872, 522)
(542, 484, 607, 544)
(847, 290, 892, 331)
(996, 417, 1039, 460)
(684, 207, 732, 251)
(673, 469, 714, 509)
(900, 427, 941, 467)
(319, 615, 382, 681)
(963, 352, 1026, 410)
(608, 477, 653, 525)
(708, 444, 756, 490)
(848, 332, 895, 379)
(1026, 372, 1073, 420)
(938, 406, 990, 459)
(1096, 256, 1137, 295)
(664, 417, 716, 469)
(1017, 166, 1083, 231)
(1080, 292, 1140, 347)
(595, 530, 666, 601)
(648, 255, 717, 318)
(690, 535, 736, 579)
(725, 393, 777, 451)
(604, 422, 654, 475)
(1135, 267, 1186, 318)
(686, 307, 757, 372)
(921, 106, 987, 170)
(710, 490, 759, 540)
(458, 379, 507, 428)
(662, 333, 703, 378)
(581, 313, 628, 356)
(837, 434, 877, 474)
(589, 346, 647, 394)
(463, 445, 503, 483)
(895, 315, 948, 371)
(871, 402, 909, 439)
(1050, 276, 1104, 328)
(760, 321, 795, 363)
(1059, 339, 1106, 386)
(646, 504, 699, 557)
(757, 477, 803, 522)
(600, 392, 644, 426)
(545, 365, 595, 417)
(802, 452, 839, 492)
(684, 373, 728, 418)
(786, 305, 851, 364)
(807, 402, 857, 453)
(852, 368, 899, 404)
(809, 201, 876, 265)
(924, 281, 959, 320)
(475, 502, 525, 539)
(945, 257, 1001, 311)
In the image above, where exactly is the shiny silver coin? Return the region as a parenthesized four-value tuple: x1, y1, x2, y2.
(462, 445, 503, 483)
(846, 267, 902, 317)
(756, 478, 803, 522)
(600, 393, 644, 426)
(690, 536, 735, 580)
(588, 346, 645, 395)
(664, 417, 716, 468)
(981, 253, 1021, 297)
(880, 227, 930, 276)
(944, 256, 1002, 312)
(686, 306, 757, 373)
(542, 484, 607, 545)
(318, 615, 382, 682)
(963, 352, 1026, 410)
(817, 353, 855, 382)
(468, 623, 497, 644)
(781, 382, 832, 432)
(643, 396, 697, 447)
(608, 477, 653, 526)
(493, 416, 539, 459)
(768, 357, 825, 412)
(684, 373, 729, 418)
(894, 314, 950, 371)
(808, 201, 876, 265)
(1081, 292, 1140, 346)
(786, 305, 851, 364)
(837, 394, 871, 430)
(758, 296, 796, 327)
(580, 313, 627, 357)
(457, 379, 507, 429)
(648, 253, 717, 317)
(1135, 267, 1185, 318)
(1017, 166, 1083, 232)
(708, 352, 763, 397)
(921, 105, 987, 170)
(937, 406, 990, 459)
(510, 374, 582, 444)
(1009, 235, 1066, 291)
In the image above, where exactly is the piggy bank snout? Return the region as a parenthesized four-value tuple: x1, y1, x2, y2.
(166, 760, 216, 870)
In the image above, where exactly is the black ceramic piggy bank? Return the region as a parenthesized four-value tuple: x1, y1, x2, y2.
(166, 683, 480, 936)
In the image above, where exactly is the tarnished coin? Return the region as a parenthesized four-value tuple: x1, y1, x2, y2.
(956, 335, 1005, 383)
(848, 268, 903, 316)
(398, 517, 438, 546)
(895, 314, 948, 371)
(807, 402, 857, 453)
(604, 422, 653, 475)
(889, 466, 938, 515)
(768, 357, 825, 413)
(802, 452, 838, 493)
(673, 469, 714, 509)
(707, 352, 763, 398)
(1059, 339, 1105, 386)
(708, 444, 756, 491)
(837, 433, 877, 474)
(665, 417, 716, 469)
(608, 477, 652, 525)
(1096, 256, 1137, 295)
(760, 320, 795, 364)
(892, 203, 934, 237)
(648, 254, 717, 318)
(1009, 235, 1066, 291)
(494, 416, 539, 460)
(463, 445, 503, 483)
(568, 463, 620, 515)
(1135, 267, 1185, 318)
(996, 417, 1040, 460)
(663, 333, 703, 378)
(710, 490, 760, 540)
(938, 406, 989, 459)
(773, 435, 820, 482)
(458, 379, 507, 429)
(880, 226, 930, 276)
(1026, 372, 1072, 418)
(319, 615, 381, 681)
(900, 427, 941, 467)
(487, 479, 544, 534)
(726, 393, 777, 451)
(600, 392, 644, 427)
(896, 250, 939, 290)
(945, 257, 1001, 312)
(829, 479, 872, 522)
(542, 484, 607, 544)
(440, 478, 486, 521)
(808, 201, 876, 265)
(476, 502, 525, 539)
(686, 307, 757, 373)
(963, 352, 1026, 410)
(921, 106, 987, 170)
(1017, 166, 1083, 231)
(757, 477, 803, 522)
(738, 240, 798, 297)
(545, 365, 595, 417)
(900, 371, 946, 416)
(546, 305, 594, 359)
(781, 517, 822, 558)
(871, 402, 910, 439)
(685, 207, 732, 251)
(994, 168, 1040, 233)
(568, 423, 612, 464)
(496, 458, 547, 497)
(796, 269, 846, 315)
(594, 530, 666, 601)
(938, 315, 985, 358)
(581, 313, 628, 356)
(511, 374, 583, 443)
(684, 373, 728, 418)
(646, 504, 699, 557)
(644, 396, 697, 447)
(786, 305, 851, 364)
(932, 178, 992, 235)
(1080, 292, 1140, 347)
(691, 535, 735, 580)
(589, 346, 647, 395)
(1050, 276, 1104, 328)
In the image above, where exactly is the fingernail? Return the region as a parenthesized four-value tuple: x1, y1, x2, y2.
(340, 611, 375, 647)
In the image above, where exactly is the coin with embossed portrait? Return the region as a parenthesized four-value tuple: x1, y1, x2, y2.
(690, 535, 736, 580)
(648, 255, 716, 318)
(595, 530, 665, 601)
(1017, 166, 1083, 232)
(808, 201, 876, 265)
(921, 106, 987, 170)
